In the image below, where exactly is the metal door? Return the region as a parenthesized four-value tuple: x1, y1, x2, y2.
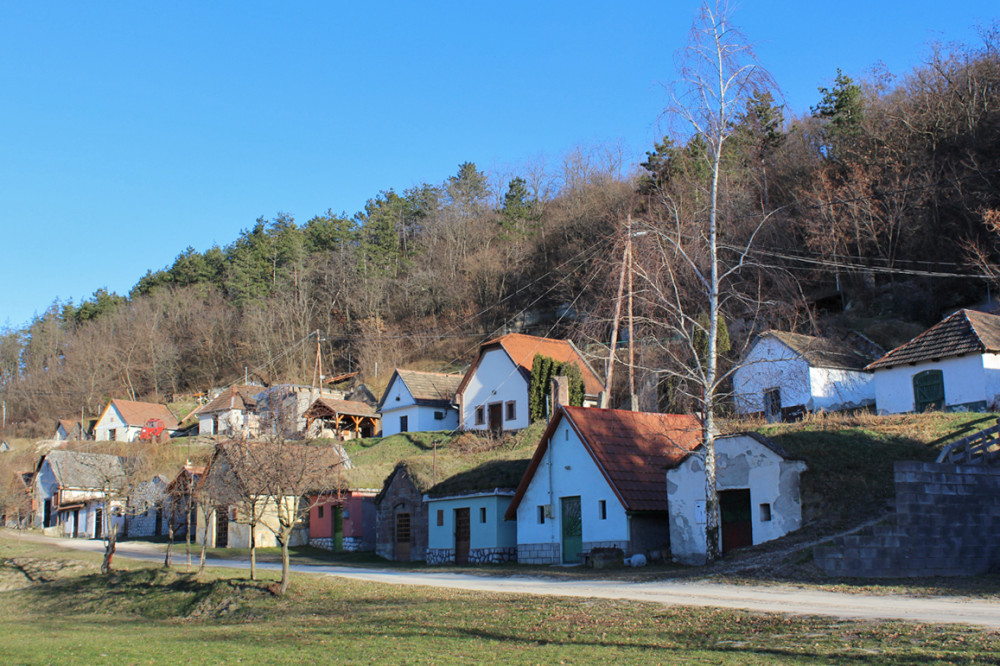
(333, 506, 344, 551)
(395, 512, 411, 562)
(215, 507, 229, 548)
(561, 496, 582, 564)
(454, 508, 470, 564)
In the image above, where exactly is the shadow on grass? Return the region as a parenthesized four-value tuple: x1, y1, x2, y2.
(926, 414, 999, 448)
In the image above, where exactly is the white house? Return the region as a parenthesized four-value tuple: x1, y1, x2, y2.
(733, 331, 876, 421)
(377, 369, 462, 437)
(94, 399, 179, 442)
(125, 475, 170, 538)
(456, 333, 603, 433)
(196, 385, 261, 436)
(867, 309, 1000, 414)
(666, 433, 807, 565)
(54, 419, 85, 441)
(32, 450, 127, 539)
(505, 406, 702, 564)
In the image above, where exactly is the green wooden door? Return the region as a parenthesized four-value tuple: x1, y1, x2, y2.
(561, 496, 582, 564)
(913, 370, 944, 412)
(333, 506, 343, 551)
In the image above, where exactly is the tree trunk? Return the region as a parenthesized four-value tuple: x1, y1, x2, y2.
(703, 130, 724, 565)
(249, 525, 257, 581)
(278, 533, 291, 596)
(101, 523, 117, 575)
(198, 517, 209, 574)
(164, 522, 174, 569)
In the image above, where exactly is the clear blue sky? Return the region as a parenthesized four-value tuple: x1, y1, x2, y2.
(2, 1, 997, 329)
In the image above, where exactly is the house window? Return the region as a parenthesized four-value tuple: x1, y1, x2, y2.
(913, 370, 945, 412)
(434, 411, 445, 421)
(537, 505, 546, 524)
(108, 428, 117, 441)
(400, 415, 409, 433)
(505, 401, 516, 421)
(599, 500, 607, 520)
(760, 503, 772, 522)
(475, 406, 485, 425)
(479, 507, 487, 523)
(437, 510, 444, 526)
(318, 505, 324, 519)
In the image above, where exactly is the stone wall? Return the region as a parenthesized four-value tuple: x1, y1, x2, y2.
(310, 535, 371, 552)
(517, 542, 560, 564)
(374, 468, 427, 561)
(427, 547, 517, 565)
(815, 461, 1000, 577)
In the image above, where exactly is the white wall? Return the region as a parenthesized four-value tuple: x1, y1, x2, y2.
(873, 354, 986, 414)
(460, 348, 530, 431)
(427, 494, 516, 550)
(666, 434, 806, 565)
(733, 338, 812, 414)
(982, 353, 1000, 410)
(808, 367, 874, 411)
(94, 404, 140, 441)
(515, 417, 627, 549)
(380, 377, 458, 436)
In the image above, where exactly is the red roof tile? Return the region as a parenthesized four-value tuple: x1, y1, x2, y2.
(506, 406, 702, 518)
(107, 399, 179, 429)
(197, 386, 259, 415)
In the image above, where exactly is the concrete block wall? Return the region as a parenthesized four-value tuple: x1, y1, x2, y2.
(815, 461, 1000, 577)
(517, 542, 560, 564)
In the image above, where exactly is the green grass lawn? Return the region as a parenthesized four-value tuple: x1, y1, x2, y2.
(1, 534, 999, 664)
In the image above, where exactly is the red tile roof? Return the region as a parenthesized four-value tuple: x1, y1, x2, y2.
(505, 406, 702, 519)
(457, 333, 604, 397)
(107, 399, 179, 429)
(866, 310, 1000, 370)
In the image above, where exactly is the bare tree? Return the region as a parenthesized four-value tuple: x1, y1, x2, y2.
(635, 0, 775, 562)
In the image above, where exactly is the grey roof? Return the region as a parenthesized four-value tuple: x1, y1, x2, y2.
(45, 450, 126, 490)
(764, 331, 875, 371)
(866, 309, 1000, 370)
(378, 369, 462, 410)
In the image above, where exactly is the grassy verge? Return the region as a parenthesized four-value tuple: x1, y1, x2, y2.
(2, 534, 999, 664)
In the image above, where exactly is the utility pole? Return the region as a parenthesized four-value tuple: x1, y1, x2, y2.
(311, 330, 325, 394)
(626, 215, 637, 412)
(602, 215, 639, 411)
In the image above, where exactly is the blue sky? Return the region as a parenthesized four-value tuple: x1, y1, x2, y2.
(1, 1, 997, 329)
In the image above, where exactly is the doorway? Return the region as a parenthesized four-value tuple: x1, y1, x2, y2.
(333, 506, 343, 552)
(95, 508, 103, 539)
(719, 489, 753, 554)
(487, 403, 503, 434)
(215, 507, 229, 548)
(395, 512, 411, 562)
(72, 509, 80, 538)
(561, 496, 582, 564)
(454, 507, 470, 564)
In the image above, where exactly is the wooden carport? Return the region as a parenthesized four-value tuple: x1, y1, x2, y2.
(302, 397, 380, 439)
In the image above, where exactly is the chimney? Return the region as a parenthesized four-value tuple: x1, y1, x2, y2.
(551, 375, 570, 415)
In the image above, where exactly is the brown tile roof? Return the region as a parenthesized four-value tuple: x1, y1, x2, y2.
(57, 419, 80, 435)
(108, 399, 179, 429)
(378, 369, 462, 410)
(865, 310, 1000, 371)
(457, 333, 604, 397)
(198, 386, 260, 415)
(505, 406, 702, 519)
(302, 397, 379, 419)
(43, 450, 127, 491)
(764, 331, 875, 371)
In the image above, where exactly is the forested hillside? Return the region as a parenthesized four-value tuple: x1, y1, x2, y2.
(2, 31, 999, 433)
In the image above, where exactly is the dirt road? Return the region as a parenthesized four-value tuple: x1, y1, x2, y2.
(13, 532, 1000, 629)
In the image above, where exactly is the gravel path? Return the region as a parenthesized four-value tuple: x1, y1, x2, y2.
(12, 532, 1000, 629)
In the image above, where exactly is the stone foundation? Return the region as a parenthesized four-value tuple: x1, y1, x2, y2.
(517, 542, 560, 564)
(310, 536, 371, 552)
(427, 546, 517, 565)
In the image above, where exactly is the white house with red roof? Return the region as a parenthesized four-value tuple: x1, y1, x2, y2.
(505, 406, 702, 564)
(455, 333, 603, 433)
(94, 399, 179, 442)
(666, 433, 807, 565)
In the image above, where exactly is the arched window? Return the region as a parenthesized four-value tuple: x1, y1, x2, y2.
(913, 370, 944, 412)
